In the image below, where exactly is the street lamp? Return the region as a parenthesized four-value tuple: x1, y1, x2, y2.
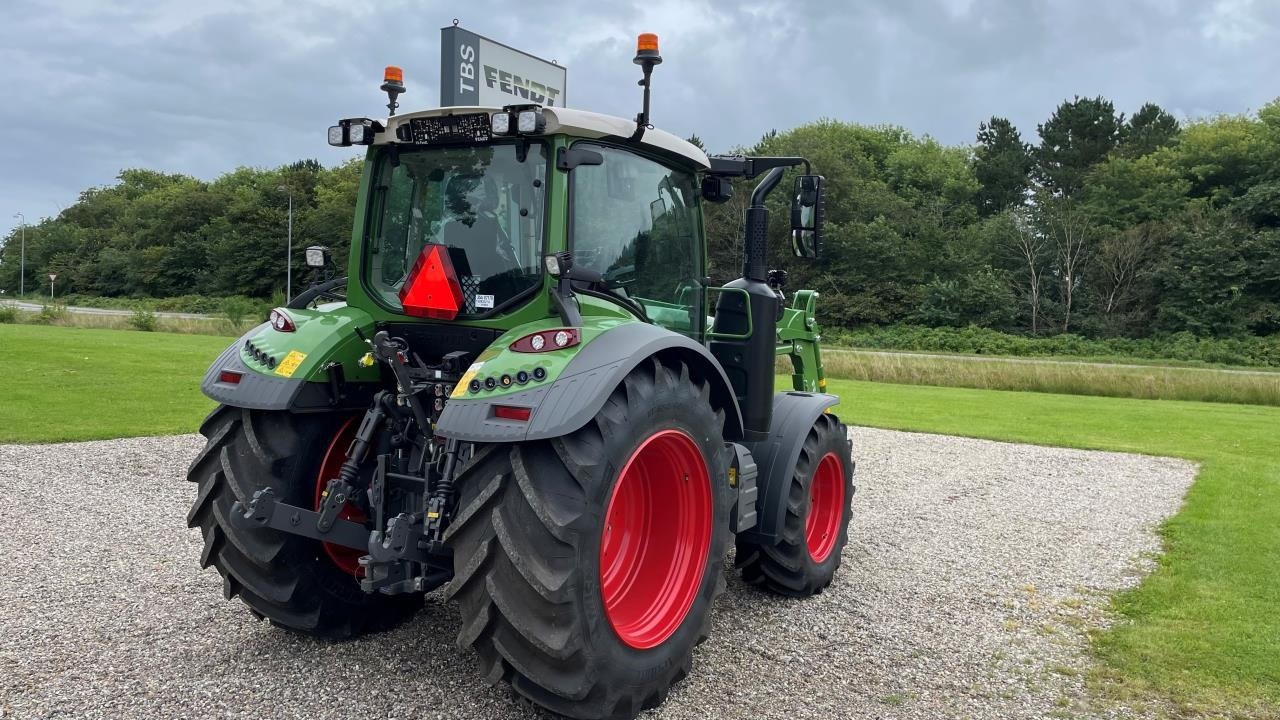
(277, 186, 293, 301)
(11, 212, 24, 297)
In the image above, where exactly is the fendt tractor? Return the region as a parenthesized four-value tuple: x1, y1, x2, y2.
(186, 33, 855, 720)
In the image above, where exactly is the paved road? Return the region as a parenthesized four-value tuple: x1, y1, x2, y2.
(0, 429, 1196, 719)
(7, 300, 210, 320)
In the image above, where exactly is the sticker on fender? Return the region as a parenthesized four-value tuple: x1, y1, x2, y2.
(275, 350, 307, 378)
(452, 362, 484, 398)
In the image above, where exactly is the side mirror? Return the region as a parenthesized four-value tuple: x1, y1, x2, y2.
(789, 174, 825, 259)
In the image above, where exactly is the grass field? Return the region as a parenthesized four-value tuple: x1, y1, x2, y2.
(2, 305, 244, 336)
(813, 349, 1280, 406)
(1, 324, 1277, 716)
(0, 325, 223, 443)
(823, 377, 1280, 716)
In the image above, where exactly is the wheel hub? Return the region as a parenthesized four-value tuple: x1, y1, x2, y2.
(599, 429, 712, 650)
(315, 417, 367, 576)
(805, 452, 845, 563)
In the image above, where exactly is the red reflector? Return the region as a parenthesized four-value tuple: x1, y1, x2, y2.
(218, 370, 243, 385)
(493, 405, 531, 422)
(399, 244, 464, 320)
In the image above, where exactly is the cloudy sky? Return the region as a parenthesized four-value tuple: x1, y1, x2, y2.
(2, 0, 1277, 236)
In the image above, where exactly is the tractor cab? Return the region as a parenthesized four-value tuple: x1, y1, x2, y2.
(335, 104, 712, 338)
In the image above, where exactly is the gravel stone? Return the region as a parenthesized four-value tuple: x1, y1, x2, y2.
(0, 427, 1196, 719)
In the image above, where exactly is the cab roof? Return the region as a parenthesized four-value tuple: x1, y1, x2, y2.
(380, 106, 710, 170)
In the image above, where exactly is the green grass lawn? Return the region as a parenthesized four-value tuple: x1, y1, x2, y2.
(823, 377, 1280, 716)
(0, 324, 223, 443)
(1, 325, 1275, 715)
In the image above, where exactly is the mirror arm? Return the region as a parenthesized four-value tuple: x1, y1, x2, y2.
(750, 166, 786, 206)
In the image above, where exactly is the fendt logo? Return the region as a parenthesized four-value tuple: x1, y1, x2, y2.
(441, 26, 567, 109)
(483, 65, 562, 106)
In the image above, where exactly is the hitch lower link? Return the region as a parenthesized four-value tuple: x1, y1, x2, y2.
(228, 487, 450, 594)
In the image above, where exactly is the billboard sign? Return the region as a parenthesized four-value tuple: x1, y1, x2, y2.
(440, 25, 567, 108)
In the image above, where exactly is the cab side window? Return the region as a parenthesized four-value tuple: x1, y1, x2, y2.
(569, 144, 703, 336)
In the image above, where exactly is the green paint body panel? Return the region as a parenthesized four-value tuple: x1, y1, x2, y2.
(237, 303, 380, 382)
(450, 311, 634, 400)
(208, 130, 828, 409)
(776, 290, 827, 393)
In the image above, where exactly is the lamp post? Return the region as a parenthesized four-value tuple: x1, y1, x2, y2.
(11, 212, 24, 297)
(277, 186, 293, 301)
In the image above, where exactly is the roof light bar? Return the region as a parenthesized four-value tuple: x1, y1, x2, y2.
(490, 105, 545, 137)
(327, 118, 384, 147)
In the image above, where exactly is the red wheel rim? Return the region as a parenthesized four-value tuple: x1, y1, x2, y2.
(805, 452, 845, 563)
(599, 429, 712, 650)
(315, 417, 367, 576)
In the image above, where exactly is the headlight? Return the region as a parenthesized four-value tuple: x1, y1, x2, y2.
(491, 112, 511, 135)
(327, 118, 382, 147)
(517, 109, 545, 133)
(304, 246, 330, 268)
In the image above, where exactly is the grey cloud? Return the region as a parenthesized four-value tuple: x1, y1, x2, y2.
(2, 0, 1278, 235)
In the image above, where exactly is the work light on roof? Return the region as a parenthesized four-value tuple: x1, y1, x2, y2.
(327, 118, 382, 147)
(491, 106, 545, 136)
(490, 112, 511, 135)
(517, 109, 545, 133)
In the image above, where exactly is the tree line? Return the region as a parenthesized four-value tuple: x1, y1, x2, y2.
(3, 95, 1278, 338)
(0, 159, 361, 301)
(706, 96, 1280, 338)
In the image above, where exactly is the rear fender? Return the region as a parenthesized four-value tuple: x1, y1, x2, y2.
(737, 391, 845, 546)
(435, 322, 745, 443)
(200, 304, 380, 412)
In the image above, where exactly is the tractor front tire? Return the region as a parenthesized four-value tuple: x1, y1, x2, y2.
(736, 412, 853, 597)
(186, 406, 421, 638)
(446, 358, 733, 720)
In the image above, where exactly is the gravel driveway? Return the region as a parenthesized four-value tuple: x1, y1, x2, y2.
(0, 428, 1195, 719)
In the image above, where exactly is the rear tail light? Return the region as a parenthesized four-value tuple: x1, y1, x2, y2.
(269, 308, 296, 332)
(399, 244, 464, 320)
(493, 405, 532, 421)
(218, 370, 243, 385)
(509, 328, 581, 353)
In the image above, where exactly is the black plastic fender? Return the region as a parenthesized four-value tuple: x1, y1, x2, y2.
(435, 322, 746, 443)
(737, 391, 848, 545)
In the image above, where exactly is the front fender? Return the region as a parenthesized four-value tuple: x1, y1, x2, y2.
(435, 322, 746, 443)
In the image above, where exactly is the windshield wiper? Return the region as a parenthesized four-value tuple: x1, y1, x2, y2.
(561, 266, 649, 322)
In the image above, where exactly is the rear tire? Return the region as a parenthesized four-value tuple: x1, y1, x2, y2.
(736, 412, 853, 597)
(185, 406, 422, 638)
(445, 358, 733, 720)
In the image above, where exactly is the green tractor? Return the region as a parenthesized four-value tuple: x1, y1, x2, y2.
(187, 35, 854, 720)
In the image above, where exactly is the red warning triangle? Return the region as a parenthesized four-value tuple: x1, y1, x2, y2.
(399, 244, 464, 320)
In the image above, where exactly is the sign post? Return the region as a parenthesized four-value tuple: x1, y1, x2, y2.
(440, 25, 566, 108)
(48, 273, 56, 300)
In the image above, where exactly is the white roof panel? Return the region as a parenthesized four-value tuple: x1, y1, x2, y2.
(378, 106, 709, 169)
